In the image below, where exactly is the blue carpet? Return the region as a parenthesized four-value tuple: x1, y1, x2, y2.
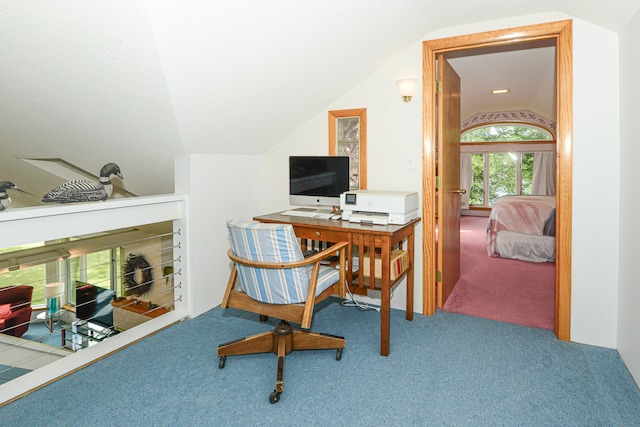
(20, 321, 64, 348)
(1, 298, 639, 426)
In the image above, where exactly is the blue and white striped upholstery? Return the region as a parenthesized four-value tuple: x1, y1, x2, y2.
(227, 219, 341, 304)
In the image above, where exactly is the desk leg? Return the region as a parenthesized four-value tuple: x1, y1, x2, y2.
(406, 228, 415, 321)
(380, 239, 391, 357)
(346, 242, 353, 297)
(381, 282, 390, 357)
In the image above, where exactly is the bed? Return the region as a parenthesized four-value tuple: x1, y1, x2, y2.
(486, 195, 556, 263)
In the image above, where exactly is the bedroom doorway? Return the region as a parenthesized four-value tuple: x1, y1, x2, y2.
(422, 20, 573, 341)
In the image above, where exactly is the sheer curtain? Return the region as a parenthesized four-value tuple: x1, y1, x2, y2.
(532, 152, 556, 196)
(460, 153, 473, 209)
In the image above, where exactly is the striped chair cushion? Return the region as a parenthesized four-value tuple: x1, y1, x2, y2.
(227, 219, 340, 304)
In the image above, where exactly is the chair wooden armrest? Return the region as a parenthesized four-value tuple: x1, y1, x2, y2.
(223, 241, 348, 329)
(226, 241, 348, 269)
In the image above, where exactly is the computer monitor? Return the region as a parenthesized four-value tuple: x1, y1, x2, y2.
(289, 156, 350, 211)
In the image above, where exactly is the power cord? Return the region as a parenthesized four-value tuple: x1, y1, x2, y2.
(336, 256, 396, 312)
(340, 279, 396, 312)
(341, 295, 380, 312)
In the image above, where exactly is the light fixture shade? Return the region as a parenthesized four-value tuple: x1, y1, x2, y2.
(397, 78, 418, 102)
(44, 282, 65, 299)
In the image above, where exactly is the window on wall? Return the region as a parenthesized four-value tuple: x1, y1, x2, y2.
(470, 152, 535, 206)
(463, 123, 554, 207)
(1, 244, 121, 308)
(66, 249, 120, 305)
(0, 243, 48, 305)
(0, 265, 46, 305)
(329, 108, 367, 190)
(462, 124, 552, 142)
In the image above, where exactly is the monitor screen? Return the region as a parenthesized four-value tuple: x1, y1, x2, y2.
(289, 156, 350, 209)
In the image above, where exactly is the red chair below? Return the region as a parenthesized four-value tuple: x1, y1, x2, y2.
(0, 285, 34, 338)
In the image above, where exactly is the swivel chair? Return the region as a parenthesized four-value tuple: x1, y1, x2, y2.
(218, 219, 348, 403)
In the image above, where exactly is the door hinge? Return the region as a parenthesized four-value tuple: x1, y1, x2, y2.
(435, 176, 442, 189)
(436, 270, 442, 282)
(435, 80, 442, 93)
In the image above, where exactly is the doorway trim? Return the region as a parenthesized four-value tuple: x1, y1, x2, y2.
(421, 20, 572, 341)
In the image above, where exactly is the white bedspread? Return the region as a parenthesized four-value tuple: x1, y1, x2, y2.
(487, 195, 556, 262)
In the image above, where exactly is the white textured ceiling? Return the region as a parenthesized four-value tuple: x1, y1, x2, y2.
(448, 41, 557, 122)
(1, 1, 639, 207)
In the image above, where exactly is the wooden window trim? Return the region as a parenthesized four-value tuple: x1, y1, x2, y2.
(328, 108, 367, 189)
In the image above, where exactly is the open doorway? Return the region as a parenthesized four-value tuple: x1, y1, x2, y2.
(442, 42, 557, 329)
(421, 20, 573, 341)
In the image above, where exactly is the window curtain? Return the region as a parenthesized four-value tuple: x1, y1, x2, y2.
(460, 153, 473, 209)
(532, 152, 556, 196)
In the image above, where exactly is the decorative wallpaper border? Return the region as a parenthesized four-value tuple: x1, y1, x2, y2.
(461, 110, 556, 135)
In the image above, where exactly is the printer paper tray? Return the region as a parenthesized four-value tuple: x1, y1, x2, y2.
(348, 212, 389, 225)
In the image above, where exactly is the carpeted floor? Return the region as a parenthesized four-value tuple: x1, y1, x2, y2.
(2, 298, 639, 426)
(442, 216, 555, 330)
(20, 322, 64, 349)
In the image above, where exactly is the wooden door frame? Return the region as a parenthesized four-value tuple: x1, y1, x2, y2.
(421, 20, 573, 341)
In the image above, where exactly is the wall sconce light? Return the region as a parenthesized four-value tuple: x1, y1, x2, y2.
(397, 78, 418, 102)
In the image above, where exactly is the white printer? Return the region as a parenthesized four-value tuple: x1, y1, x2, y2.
(339, 190, 419, 225)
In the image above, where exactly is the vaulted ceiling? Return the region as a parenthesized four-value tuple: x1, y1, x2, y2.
(2, 1, 639, 208)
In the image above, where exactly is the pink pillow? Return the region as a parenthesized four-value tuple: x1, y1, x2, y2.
(0, 303, 11, 317)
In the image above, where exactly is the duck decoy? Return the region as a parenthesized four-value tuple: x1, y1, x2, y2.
(42, 163, 124, 203)
(0, 181, 19, 211)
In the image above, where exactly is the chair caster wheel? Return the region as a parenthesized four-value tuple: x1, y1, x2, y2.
(218, 356, 226, 369)
(269, 390, 281, 404)
(336, 348, 343, 361)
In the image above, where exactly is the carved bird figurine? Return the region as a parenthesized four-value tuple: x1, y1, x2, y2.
(42, 163, 124, 203)
(0, 181, 19, 211)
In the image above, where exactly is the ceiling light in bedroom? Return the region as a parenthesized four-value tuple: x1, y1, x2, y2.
(491, 88, 510, 94)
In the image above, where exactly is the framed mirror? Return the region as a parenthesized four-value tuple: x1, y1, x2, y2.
(329, 108, 367, 190)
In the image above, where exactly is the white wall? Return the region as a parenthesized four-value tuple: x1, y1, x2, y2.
(175, 154, 266, 317)
(263, 12, 622, 349)
(617, 8, 640, 385)
(264, 40, 424, 312)
(569, 20, 621, 347)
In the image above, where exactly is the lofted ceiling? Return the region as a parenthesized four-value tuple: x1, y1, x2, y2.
(1, 1, 639, 209)
(447, 40, 557, 123)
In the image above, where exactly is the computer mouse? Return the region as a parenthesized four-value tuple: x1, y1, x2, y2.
(330, 214, 342, 220)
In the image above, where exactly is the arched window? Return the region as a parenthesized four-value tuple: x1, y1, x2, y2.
(462, 124, 553, 142)
(460, 121, 556, 208)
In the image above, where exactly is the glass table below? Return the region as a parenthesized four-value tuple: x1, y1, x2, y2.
(61, 320, 115, 351)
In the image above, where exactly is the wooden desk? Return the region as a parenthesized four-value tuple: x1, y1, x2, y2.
(254, 212, 420, 356)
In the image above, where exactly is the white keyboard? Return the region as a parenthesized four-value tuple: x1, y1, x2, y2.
(282, 209, 333, 219)
(314, 212, 334, 219)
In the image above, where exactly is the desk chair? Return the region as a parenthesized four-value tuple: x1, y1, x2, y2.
(218, 219, 348, 403)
